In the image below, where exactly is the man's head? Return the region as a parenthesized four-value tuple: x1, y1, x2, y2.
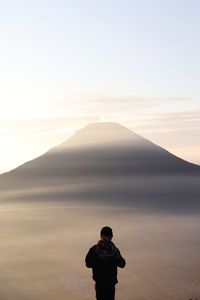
(100, 226, 113, 241)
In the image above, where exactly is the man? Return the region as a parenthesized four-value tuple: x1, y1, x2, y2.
(85, 226, 126, 300)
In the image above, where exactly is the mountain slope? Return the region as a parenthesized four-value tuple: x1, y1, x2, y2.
(0, 122, 199, 212)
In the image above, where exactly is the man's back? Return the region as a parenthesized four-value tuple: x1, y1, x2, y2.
(85, 226, 126, 300)
(86, 239, 125, 284)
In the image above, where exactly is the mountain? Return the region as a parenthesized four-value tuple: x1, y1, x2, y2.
(0, 122, 199, 212)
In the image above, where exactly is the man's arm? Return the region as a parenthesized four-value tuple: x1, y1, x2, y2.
(115, 249, 126, 268)
(85, 247, 98, 268)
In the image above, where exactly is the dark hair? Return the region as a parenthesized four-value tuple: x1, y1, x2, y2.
(100, 226, 113, 237)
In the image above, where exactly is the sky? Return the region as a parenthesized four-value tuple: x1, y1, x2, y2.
(0, 0, 200, 174)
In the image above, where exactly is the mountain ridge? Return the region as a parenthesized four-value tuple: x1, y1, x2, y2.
(2, 122, 199, 176)
(0, 122, 199, 213)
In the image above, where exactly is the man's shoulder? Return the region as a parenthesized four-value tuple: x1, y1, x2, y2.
(87, 244, 97, 253)
(86, 244, 98, 259)
(90, 244, 97, 251)
(110, 241, 118, 249)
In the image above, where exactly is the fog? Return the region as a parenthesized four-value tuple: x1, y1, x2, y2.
(1, 174, 200, 214)
(1, 200, 200, 300)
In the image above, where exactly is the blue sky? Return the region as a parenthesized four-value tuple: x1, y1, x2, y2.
(0, 0, 200, 172)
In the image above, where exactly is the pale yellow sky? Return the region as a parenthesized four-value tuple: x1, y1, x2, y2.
(1, 1, 200, 173)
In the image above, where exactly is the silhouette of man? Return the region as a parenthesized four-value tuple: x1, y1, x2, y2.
(85, 226, 126, 300)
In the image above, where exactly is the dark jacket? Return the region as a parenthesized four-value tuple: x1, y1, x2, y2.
(85, 240, 126, 285)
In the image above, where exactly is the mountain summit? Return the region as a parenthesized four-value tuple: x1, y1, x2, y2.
(53, 122, 145, 151)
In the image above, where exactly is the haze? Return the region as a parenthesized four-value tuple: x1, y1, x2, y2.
(1, 201, 200, 300)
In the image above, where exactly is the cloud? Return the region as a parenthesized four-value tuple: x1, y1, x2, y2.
(133, 109, 200, 133)
(65, 95, 161, 115)
(1, 95, 198, 134)
(0, 116, 98, 137)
